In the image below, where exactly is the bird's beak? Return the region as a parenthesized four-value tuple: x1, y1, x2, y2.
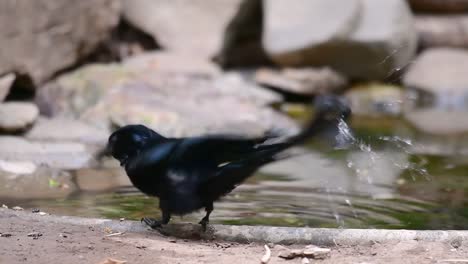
(120, 155, 128, 166)
(95, 145, 111, 160)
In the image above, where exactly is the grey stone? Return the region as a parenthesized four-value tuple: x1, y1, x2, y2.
(255, 67, 347, 96)
(0, 102, 39, 132)
(37, 54, 294, 138)
(263, 0, 360, 64)
(81, 81, 294, 138)
(0, 73, 15, 102)
(25, 118, 109, 145)
(0, 0, 120, 84)
(0, 136, 94, 169)
(403, 48, 468, 96)
(122, 0, 242, 58)
(263, 0, 417, 80)
(123, 51, 221, 76)
(416, 15, 468, 49)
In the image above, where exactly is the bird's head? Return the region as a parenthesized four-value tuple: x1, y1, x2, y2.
(107, 124, 164, 166)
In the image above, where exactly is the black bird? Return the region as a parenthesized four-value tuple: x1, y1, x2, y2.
(106, 95, 351, 230)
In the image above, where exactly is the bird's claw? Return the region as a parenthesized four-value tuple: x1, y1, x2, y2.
(141, 217, 163, 229)
(198, 218, 209, 232)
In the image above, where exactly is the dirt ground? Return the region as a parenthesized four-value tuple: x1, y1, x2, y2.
(0, 209, 467, 264)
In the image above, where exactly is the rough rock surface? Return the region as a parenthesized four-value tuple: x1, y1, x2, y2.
(255, 67, 347, 96)
(37, 52, 295, 138)
(262, 0, 417, 80)
(403, 48, 468, 96)
(0, 102, 39, 132)
(0, 0, 120, 84)
(122, 0, 242, 58)
(0, 136, 94, 169)
(25, 118, 109, 145)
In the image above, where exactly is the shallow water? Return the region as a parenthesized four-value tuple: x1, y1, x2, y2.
(5, 114, 468, 230)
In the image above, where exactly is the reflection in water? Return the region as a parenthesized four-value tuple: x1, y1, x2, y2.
(4, 115, 468, 230)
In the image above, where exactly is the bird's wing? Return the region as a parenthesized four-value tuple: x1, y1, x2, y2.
(168, 135, 274, 168)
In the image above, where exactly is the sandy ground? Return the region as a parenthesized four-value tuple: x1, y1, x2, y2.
(1, 209, 468, 264)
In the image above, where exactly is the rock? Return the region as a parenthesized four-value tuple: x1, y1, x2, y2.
(0, 73, 15, 102)
(122, 0, 242, 58)
(0, 160, 37, 174)
(0, 136, 94, 169)
(415, 15, 468, 50)
(37, 54, 294, 138)
(75, 168, 131, 193)
(278, 249, 303, 259)
(26, 118, 109, 145)
(215, 0, 272, 68)
(0, 0, 120, 84)
(277, 246, 330, 260)
(345, 83, 404, 116)
(254, 67, 347, 96)
(303, 246, 331, 259)
(123, 51, 221, 77)
(405, 109, 468, 134)
(408, 0, 468, 13)
(82, 81, 294, 137)
(262, 0, 359, 65)
(403, 48, 468, 97)
(262, 0, 418, 80)
(36, 63, 135, 117)
(0, 166, 75, 199)
(0, 102, 39, 132)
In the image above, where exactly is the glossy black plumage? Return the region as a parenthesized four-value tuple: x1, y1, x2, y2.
(106, 95, 351, 229)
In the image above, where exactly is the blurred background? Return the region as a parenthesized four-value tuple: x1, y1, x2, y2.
(1, 0, 468, 230)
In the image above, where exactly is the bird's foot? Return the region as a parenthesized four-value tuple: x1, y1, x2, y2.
(198, 218, 210, 232)
(141, 217, 164, 229)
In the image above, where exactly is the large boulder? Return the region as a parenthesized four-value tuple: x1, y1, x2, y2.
(403, 48, 468, 134)
(403, 48, 468, 97)
(122, 0, 242, 58)
(262, 0, 418, 80)
(37, 52, 297, 138)
(0, 0, 120, 84)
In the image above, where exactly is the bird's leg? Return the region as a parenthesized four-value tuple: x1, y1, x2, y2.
(141, 200, 171, 229)
(199, 203, 213, 231)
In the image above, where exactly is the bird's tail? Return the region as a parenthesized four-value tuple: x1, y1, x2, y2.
(203, 95, 352, 199)
(256, 94, 352, 160)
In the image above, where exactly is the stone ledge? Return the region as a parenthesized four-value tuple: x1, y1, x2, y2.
(3, 208, 468, 246)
